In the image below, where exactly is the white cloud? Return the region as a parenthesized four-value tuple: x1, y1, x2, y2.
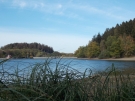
(19, 1, 26, 8)
(0, 0, 124, 21)
(10, 0, 63, 13)
(12, 0, 27, 8)
(57, 4, 62, 9)
(40, 2, 44, 7)
(1, 0, 135, 21)
(71, 4, 126, 20)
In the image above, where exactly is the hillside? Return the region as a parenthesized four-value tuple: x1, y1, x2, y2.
(0, 42, 54, 58)
(75, 18, 135, 58)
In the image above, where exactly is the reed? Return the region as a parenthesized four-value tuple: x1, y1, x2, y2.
(0, 59, 135, 101)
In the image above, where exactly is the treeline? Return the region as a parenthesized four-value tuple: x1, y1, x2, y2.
(1, 42, 54, 53)
(0, 42, 54, 58)
(75, 18, 135, 58)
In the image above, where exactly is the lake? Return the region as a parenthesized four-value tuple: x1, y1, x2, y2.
(1, 58, 135, 74)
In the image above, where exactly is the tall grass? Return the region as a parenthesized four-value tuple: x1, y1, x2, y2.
(0, 59, 135, 101)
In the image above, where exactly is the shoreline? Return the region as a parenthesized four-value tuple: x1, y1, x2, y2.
(33, 57, 77, 59)
(0, 56, 135, 61)
(0, 58, 6, 60)
(101, 57, 135, 61)
(77, 57, 135, 61)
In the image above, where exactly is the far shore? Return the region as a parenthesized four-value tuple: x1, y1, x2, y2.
(33, 57, 77, 59)
(101, 57, 135, 61)
(0, 58, 6, 60)
(33, 56, 135, 61)
(0, 56, 135, 61)
(77, 56, 135, 61)
(90, 56, 135, 61)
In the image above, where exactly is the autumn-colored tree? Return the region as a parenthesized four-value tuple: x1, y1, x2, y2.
(75, 18, 135, 59)
(87, 41, 100, 58)
(119, 35, 135, 57)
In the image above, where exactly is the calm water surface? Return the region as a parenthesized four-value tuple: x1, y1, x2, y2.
(1, 58, 135, 73)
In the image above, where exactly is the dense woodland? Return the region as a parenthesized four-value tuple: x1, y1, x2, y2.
(0, 42, 74, 58)
(0, 42, 54, 58)
(75, 18, 135, 58)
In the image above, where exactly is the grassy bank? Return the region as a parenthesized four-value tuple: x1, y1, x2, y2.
(0, 59, 135, 101)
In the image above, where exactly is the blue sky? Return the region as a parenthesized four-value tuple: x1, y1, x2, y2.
(0, 0, 135, 53)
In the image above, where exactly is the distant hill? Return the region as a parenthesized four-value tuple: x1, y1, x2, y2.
(75, 18, 135, 58)
(0, 42, 54, 58)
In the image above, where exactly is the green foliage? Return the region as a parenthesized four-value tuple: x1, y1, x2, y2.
(87, 41, 100, 58)
(0, 42, 54, 58)
(92, 33, 102, 44)
(98, 50, 110, 59)
(1, 42, 54, 53)
(110, 41, 121, 58)
(74, 46, 87, 58)
(74, 18, 135, 59)
(106, 36, 122, 58)
(0, 50, 6, 57)
(35, 51, 44, 57)
(0, 49, 42, 58)
(60, 53, 74, 57)
(119, 35, 135, 57)
(100, 40, 106, 51)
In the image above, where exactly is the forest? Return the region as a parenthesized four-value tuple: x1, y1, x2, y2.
(75, 18, 135, 59)
(0, 42, 54, 58)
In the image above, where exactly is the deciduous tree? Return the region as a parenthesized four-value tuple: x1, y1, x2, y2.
(119, 35, 135, 56)
(106, 36, 121, 58)
(87, 41, 100, 58)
